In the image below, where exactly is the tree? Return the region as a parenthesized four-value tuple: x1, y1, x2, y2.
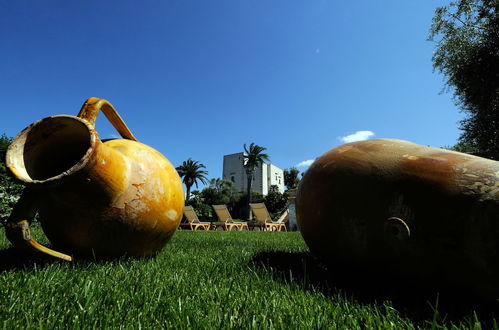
(208, 178, 234, 197)
(264, 185, 288, 218)
(188, 179, 238, 220)
(0, 134, 9, 162)
(0, 134, 23, 224)
(243, 143, 270, 201)
(242, 143, 269, 219)
(449, 140, 478, 154)
(202, 178, 236, 209)
(232, 191, 264, 219)
(429, 0, 499, 159)
(175, 158, 208, 203)
(283, 167, 300, 190)
(188, 190, 212, 219)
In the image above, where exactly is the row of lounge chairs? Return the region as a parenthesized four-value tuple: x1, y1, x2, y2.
(180, 203, 288, 231)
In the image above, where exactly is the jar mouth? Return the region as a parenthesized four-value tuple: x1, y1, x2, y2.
(6, 115, 96, 184)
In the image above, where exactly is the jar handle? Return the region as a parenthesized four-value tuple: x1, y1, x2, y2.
(77, 97, 138, 141)
(5, 188, 73, 261)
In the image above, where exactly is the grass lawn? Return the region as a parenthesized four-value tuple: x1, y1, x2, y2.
(0, 224, 497, 329)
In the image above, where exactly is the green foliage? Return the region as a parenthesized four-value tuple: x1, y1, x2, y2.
(429, 0, 499, 159)
(0, 134, 23, 224)
(203, 178, 236, 207)
(448, 140, 479, 154)
(187, 190, 213, 219)
(264, 185, 288, 218)
(231, 191, 264, 219)
(187, 179, 238, 220)
(283, 167, 300, 190)
(176, 158, 208, 203)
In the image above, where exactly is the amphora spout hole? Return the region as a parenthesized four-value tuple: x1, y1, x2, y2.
(8, 116, 92, 182)
(384, 217, 411, 241)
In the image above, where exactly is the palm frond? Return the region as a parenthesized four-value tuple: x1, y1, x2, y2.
(176, 157, 209, 189)
(243, 142, 270, 171)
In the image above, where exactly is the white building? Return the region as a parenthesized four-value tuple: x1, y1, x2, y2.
(222, 152, 285, 196)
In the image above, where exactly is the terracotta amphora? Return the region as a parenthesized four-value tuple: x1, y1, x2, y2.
(297, 138, 499, 299)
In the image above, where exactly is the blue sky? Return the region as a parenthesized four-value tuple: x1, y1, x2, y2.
(1, 1, 462, 187)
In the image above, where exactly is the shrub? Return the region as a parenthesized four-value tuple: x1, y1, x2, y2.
(0, 134, 23, 224)
(264, 185, 288, 218)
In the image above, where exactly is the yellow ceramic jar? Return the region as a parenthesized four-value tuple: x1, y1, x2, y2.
(5, 98, 184, 261)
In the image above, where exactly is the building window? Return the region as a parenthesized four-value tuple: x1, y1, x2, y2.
(231, 176, 235, 183)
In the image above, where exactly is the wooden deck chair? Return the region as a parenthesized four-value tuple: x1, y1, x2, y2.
(212, 205, 248, 231)
(180, 206, 211, 230)
(273, 209, 289, 232)
(249, 203, 288, 231)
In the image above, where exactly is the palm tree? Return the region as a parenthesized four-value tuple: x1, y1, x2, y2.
(176, 158, 208, 203)
(284, 167, 300, 190)
(243, 143, 270, 219)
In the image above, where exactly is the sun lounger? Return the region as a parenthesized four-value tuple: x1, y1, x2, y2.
(180, 206, 211, 230)
(212, 205, 249, 231)
(249, 203, 288, 231)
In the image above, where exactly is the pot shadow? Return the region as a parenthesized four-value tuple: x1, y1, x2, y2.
(0, 246, 145, 272)
(250, 251, 499, 326)
(0, 247, 60, 272)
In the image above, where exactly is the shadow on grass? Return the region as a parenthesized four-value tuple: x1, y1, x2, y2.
(0, 247, 60, 272)
(250, 251, 498, 326)
(0, 246, 146, 272)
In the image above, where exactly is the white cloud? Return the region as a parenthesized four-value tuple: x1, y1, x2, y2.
(296, 159, 314, 168)
(339, 130, 375, 143)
